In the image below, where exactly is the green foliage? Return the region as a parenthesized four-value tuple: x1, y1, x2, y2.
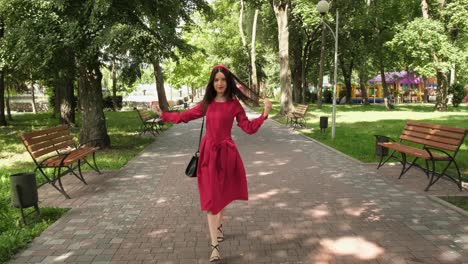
(389, 18, 462, 77)
(449, 83, 467, 107)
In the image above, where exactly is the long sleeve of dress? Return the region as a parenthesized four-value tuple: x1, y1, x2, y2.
(161, 102, 204, 124)
(235, 101, 267, 134)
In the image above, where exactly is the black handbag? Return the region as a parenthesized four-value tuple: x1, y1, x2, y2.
(185, 114, 205, 177)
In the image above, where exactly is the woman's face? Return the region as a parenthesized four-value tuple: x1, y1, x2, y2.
(213, 71, 227, 96)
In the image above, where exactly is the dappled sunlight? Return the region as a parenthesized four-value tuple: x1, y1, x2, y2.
(250, 188, 291, 201)
(255, 151, 266, 154)
(162, 153, 187, 158)
(250, 189, 279, 201)
(133, 175, 150, 179)
(439, 249, 462, 262)
(330, 172, 345, 178)
(54, 252, 74, 262)
(258, 171, 274, 176)
(156, 197, 167, 204)
(311, 236, 384, 262)
(147, 229, 168, 238)
(275, 202, 288, 208)
(343, 206, 367, 217)
(304, 204, 330, 219)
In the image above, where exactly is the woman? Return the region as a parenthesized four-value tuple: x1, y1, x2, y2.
(155, 64, 272, 262)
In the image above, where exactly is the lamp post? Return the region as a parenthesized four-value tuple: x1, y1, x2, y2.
(317, 0, 338, 140)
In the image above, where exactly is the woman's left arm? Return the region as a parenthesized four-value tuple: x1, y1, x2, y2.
(235, 99, 271, 134)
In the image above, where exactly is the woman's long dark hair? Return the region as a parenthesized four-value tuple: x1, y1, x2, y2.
(202, 65, 259, 109)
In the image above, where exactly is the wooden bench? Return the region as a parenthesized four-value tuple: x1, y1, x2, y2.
(136, 108, 162, 135)
(20, 125, 101, 199)
(287, 104, 309, 128)
(375, 121, 467, 191)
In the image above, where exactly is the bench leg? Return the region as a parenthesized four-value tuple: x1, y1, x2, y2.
(56, 167, 71, 199)
(425, 159, 462, 191)
(377, 149, 397, 169)
(37, 167, 71, 199)
(398, 156, 418, 179)
(81, 153, 101, 174)
(76, 161, 88, 185)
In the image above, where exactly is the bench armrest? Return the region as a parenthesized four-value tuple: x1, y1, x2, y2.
(78, 139, 103, 149)
(423, 146, 454, 160)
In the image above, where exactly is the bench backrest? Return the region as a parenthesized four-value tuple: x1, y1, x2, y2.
(400, 121, 467, 152)
(136, 109, 152, 121)
(20, 125, 74, 160)
(294, 104, 309, 115)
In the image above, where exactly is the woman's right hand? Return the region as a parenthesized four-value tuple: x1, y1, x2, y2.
(154, 105, 163, 116)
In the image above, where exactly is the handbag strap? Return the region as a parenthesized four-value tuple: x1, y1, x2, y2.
(196, 104, 207, 152)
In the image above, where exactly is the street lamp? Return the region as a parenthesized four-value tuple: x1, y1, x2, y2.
(316, 0, 339, 140)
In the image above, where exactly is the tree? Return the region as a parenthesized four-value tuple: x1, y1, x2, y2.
(0, 20, 5, 126)
(271, 0, 292, 115)
(389, 18, 463, 111)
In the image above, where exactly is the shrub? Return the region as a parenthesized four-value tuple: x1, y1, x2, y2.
(323, 89, 332, 103)
(448, 83, 466, 108)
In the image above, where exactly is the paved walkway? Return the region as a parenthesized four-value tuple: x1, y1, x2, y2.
(9, 108, 468, 264)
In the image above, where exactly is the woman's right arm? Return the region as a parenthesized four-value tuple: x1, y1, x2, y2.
(157, 102, 204, 124)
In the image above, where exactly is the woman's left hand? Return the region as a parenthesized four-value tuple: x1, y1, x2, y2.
(263, 98, 272, 117)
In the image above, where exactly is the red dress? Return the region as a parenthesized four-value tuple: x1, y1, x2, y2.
(161, 99, 267, 214)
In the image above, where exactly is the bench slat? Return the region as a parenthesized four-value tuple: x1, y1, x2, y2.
(20, 125, 69, 141)
(406, 121, 467, 134)
(400, 135, 459, 152)
(32, 141, 75, 159)
(401, 130, 461, 146)
(378, 142, 450, 160)
(22, 130, 70, 146)
(404, 125, 465, 140)
(28, 135, 74, 152)
(42, 147, 97, 167)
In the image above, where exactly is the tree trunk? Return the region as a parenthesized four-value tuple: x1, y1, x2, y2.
(272, 1, 292, 115)
(421, 0, 429, 19)
(153, 60, 169, 111)
(239, 0, 250, 61)
(54, 82, 60, 118)
(291, 60, 302, 103)
(317, 20, 326, 109)
(379, 67, 394, 109)
(251, 9, 259, 98)
(434, 71, 448, 111)
(30, 79, 37, 114)
(359, 73, 369, 105)
(60, 77, 76, 126)
(111, 58, 118, 111)
(6, 85, 12, 120)
(0, 21, 6, 126)
(0, 70, 6, 126)
(301, 40, 312, 104)
(78, 61, 111, 148)
(340, 59, 353, 104)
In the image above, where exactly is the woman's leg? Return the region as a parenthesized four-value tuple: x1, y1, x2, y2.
(217, 209, 224, 241)
(207, 212, 221, 261)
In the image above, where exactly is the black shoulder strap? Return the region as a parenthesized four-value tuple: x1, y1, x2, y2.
(196, 103, 207, 152)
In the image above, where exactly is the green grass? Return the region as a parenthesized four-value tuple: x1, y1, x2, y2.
(0, 110, 165, 263)
(0, 208, 68, 264)
(255, 100, 468, 180)
(440, 196, 468, 211)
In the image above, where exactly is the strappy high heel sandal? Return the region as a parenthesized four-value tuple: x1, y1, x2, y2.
(210, 244, 221, 262)
(217, 224, 224, 242)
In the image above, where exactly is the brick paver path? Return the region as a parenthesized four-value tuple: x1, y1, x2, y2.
(9, 109, 468, 264)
